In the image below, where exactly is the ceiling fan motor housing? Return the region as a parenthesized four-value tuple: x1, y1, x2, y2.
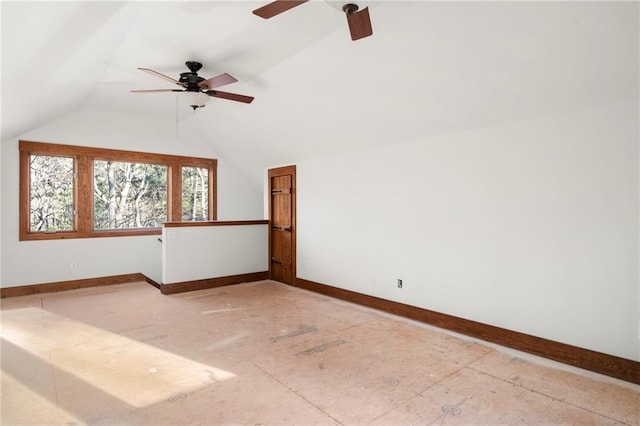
(180, 61, 206, 91)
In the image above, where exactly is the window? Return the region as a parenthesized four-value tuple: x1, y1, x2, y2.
(29, 155, 75, 232)
(19, 141, 217, 240)
(94, 161, 168, 230)
(182, 166, 209, 221)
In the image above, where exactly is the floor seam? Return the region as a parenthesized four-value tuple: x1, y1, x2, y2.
(249, 360, 344, 425)
(364, 387, 427, 425)
(465, 365, 634, 426)
(47, 351, 62, 420)
(366, 350, 497, 424)
(335, 318, 378, 334)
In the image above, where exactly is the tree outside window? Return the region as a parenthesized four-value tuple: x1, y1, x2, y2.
(29, 155, 74, 232)
(94, 161, 167, 230)
(182, 166, 208, 221)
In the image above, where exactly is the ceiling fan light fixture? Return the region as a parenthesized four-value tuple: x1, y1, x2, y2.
(179, 91, 210, 110)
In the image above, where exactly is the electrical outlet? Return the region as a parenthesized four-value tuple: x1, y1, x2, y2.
(397, 279, 403, 288)
(70, 263, 77, 270)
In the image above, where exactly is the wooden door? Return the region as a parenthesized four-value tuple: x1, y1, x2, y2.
(269, 165, 296, 285)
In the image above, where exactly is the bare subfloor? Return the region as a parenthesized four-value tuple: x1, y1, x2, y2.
(1, 280, 638, 425)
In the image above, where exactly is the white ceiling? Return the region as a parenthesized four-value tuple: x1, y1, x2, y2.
(2, 1, 638, 177)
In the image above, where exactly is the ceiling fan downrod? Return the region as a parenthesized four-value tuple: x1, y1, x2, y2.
(185, 61, 203, 73)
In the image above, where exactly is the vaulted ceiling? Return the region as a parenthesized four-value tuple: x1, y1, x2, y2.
(2, 1, 638, 178)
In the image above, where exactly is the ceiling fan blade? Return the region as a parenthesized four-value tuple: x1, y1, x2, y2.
(130, 89, 184, 93)
(137, 68, 185, 87)
(345, 6, 373, 41)
(198, 73, 238, 90)
(253, 0, 309, 19)
(206, 90, 254, 104)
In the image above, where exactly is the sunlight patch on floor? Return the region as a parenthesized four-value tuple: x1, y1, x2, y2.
(1, 307, 235, 408)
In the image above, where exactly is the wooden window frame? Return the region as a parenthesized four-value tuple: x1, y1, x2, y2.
(19, 140, 217, 241)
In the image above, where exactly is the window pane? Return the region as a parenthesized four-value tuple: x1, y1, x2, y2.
(93, 161, 167, 229)
(182, 166, 209, 221)
(29, 155, 75, 232)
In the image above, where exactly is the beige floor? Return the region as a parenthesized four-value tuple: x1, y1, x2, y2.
(1, 280, 638, 426)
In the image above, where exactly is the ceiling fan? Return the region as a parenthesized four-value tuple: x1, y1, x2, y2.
(131, 61, 254, 110)
(253, 1, 373, 41)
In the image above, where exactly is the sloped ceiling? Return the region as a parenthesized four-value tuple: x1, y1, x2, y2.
(2, 1, 638, 178)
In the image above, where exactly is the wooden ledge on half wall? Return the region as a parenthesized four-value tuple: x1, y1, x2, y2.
(163, 220, 269, 228)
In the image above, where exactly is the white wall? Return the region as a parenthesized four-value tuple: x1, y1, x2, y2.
(0, 128, 3, 284)
(0, 109, 262, 287)
(295, 101, 639, 361)
(217, 161, 264, 221)
(162, 224, 268, 284)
